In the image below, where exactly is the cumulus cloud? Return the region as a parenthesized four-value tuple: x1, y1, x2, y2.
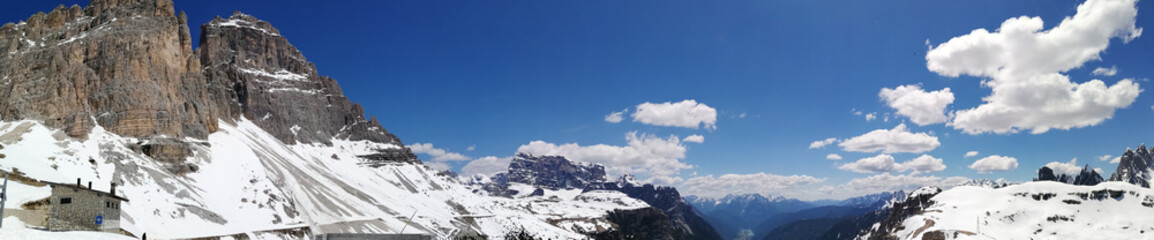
(865, 113, 877, 122)
(1099, 154, 1121, 163)
(969, 155, 1019, 173)
(826, 154, 843, 160)
(839, 154, 947, 174)
(680, 173, 826, 199)
(824, 173, 972, 199)
(632, 100, 718, 129)
(460, 156, 513, 176)
(605, 108, 627, 123)
(838, 124, 940, 153)
(517, 131, 692, 180)
(965, 151, 980, 158)
(683, 134, 705, 143)
(928, 0, 1143, 134)
(840, 154, 899, 173)
(1092, 66, 1119, 76)
(408, 143, 471, 162)
(1044, 158, 1083, 176)
(809, 138, 838, 149)
(466, 145, 476, 151)
(901, 154, 949, 173)
(879, 85, 955, 125)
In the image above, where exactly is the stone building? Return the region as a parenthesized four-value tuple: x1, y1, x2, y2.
(44, 179, 128, 232)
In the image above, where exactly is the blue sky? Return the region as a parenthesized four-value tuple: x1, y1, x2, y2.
(4, 0, 1154, 200)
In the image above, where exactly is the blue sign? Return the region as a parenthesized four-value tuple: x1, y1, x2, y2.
(95, 215, 103, 225)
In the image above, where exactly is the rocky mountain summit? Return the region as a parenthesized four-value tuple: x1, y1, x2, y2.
(501, 153, 607, 190)
(473, 153, 722, 240)
(0, 0, 415, 166)
(1109, 144, 1153, 187)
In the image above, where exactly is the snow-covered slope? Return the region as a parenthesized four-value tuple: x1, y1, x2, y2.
(872, 181, 1154, 240)
(0, 118, 649, 239)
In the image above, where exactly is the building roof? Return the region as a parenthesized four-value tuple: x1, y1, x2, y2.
(42, 181, 129, 202)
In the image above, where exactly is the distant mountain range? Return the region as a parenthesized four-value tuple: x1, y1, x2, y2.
(685, 191, 902, 240)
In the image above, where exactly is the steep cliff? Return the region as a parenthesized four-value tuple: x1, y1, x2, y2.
(197, 12, 407, 149)
(0, 0, 219, 141)
(0, 0, 416, 165)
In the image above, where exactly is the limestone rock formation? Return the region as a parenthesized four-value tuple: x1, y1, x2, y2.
(502, 153, 607, 190)
(197, 12, 404, 147)
(0, 0, 415, 166)
(0, 0, 219, 141)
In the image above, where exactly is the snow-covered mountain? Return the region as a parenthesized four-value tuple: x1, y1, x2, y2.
(475, 153, 722, 240)
(0, 0, 707, 239)
(858, 182, 1154, 240)
(857, 144, 1154, 240)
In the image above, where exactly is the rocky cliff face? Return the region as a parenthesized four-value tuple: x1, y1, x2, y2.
(856, 187, 941, 240)
(1109, 144, 1153, 187)
(0, 0, 416, 165)
(586, 175, 723, 240)
(0, 0, 219, 141)
(197, 12, 406, 147)
(501, 153, 607, 190)
(1073, 164, 1104, 186)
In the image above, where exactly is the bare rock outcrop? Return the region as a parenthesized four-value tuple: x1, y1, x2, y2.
(197, 12, 406, 147)
(0, 0, 415, 165)
(0, 0, 220, 143)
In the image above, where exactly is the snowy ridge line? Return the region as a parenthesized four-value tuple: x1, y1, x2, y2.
(875, 181, 1154, 240)
(0, 117, 652, 239)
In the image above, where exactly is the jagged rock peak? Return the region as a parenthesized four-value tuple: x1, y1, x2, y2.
(85, 0, 176, 19)
(198, 11, 405, 146)
(1073, 164, 1104, 186)
(1110, 144, 1153, 188)
(206, 11, 282, 36)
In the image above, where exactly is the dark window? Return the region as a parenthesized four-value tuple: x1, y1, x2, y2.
(106, 202, 110, 208)
(60, 198, 72, 204)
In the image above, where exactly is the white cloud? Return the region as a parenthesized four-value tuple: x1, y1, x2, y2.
(1112, 156, 1122, 164)
(466, 145, 476, 151)
(879, 85, 954, 126)
(928, 0, 1143, 134)
(809, 138, 838, 149)
(901, 154, 948, 173)
(865, 113, 877, 122)
(853, 110, 863, 116)
(408, 143, 471, 162)
(838, 124, 940, 153)
(824, 173, 971, 200)
(517, 131, 692, 179)
(680, 173, 825, 199)
(460, 156, 513, 176)
(969, 155, 1019, 173)
(631, 100, 718, 129)
(826, 153, 843, 160)
(1044, 158, 1082, 176)
(604, 108, 627, 123)
(1092, 66, 1119, 76)
(838, 154, 946, 174)
(840, 154, 899, 173)
(682, 134, 705, 143)
(965, 151, 980, 158)
(1098, 154, 1114, 161)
